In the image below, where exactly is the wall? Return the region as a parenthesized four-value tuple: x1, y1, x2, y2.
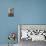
(0, 0, 46, 44)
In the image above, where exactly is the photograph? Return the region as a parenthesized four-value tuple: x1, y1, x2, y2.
(0, 0, 46, 46)
(8, 8, 14, 17)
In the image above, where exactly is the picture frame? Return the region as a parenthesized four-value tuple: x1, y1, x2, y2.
(8, 8, 14, 17)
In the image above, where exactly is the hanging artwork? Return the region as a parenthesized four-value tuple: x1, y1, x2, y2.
(8, 8, 14, 17)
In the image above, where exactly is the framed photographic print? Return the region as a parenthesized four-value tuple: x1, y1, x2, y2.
(8, 8, 14, 17)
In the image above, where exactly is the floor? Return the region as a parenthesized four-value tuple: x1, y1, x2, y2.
(19, 39, 46, 46)
(0, 40, 46, 46)
(0, 44, 18, 46)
